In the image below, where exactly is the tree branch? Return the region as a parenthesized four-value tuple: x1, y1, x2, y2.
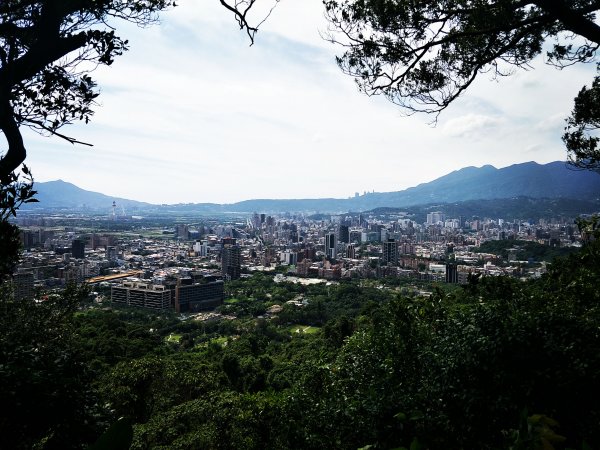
(0, 32, 88, 86)
(17, 115, 94, 147)
(533, 0, 600, 44)
(219, 0, 280, 45)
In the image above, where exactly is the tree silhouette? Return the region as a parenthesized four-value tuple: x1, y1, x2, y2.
(0, 0, 176, 181)
(324, 0, 600, 168)
(0, 0, 273, 182)
(324, 0, 600, 115)
(563, 71, 600, 170)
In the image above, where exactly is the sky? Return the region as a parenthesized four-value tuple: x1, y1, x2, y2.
(23, 0, 598, 204)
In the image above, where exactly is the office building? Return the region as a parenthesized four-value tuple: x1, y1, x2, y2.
(325, 233, 336, 259)
(175, 224, 189, 240)
(175, 280, 224, 313)
(222, 241, 241, 280)
(338, 225, 349, 243)
(446, 263, 459, 283)
(72, 239, 85, 259)
(382, 239, 398, 266)
(13, 271, 34, 301)
(111, 282, 171, 310)
(346, 243, 356, 259)
(426, 211, 446, 226)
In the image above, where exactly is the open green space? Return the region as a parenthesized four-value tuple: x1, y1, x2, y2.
(165, 333, 182, 343)
(211, 336, 228, 346)
(288, 325, 321, 335)
(194, 336, 229, 350)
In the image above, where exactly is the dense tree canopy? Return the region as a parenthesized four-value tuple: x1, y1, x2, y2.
(1, 241, 600, 448)
(324, 0, 600, 167)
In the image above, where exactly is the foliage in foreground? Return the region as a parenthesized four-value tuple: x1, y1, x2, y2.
(1, 239, 600, 449)
(0, 284, 100, 449)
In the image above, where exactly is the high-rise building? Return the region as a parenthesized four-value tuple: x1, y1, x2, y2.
(349, 229, 362, 243)
(106, 246, 118, 262)
(426, 211, 446, 226)
(193, 240, 208, 257)
(382, 239, 398, 266)
(71, 239, 85, 259)
(338, 225, 350, 244)
(251, 212, 261, 229)
(325, 233, 336, 259)
(13, 272, 34, 301)
(175, 224, 189, 240)
(380, 229, 389, 242)
(296, 258, 313, 277)
(280, 251, 298, 266)
(346, 243, 356, 259)
(21, 230, 39, 249)
(446, 263, 458, 283)
(222, 242, 241, 280)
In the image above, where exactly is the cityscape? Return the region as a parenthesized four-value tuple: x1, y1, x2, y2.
(3, 1, 600, 448)
(12, 204, 587, 313)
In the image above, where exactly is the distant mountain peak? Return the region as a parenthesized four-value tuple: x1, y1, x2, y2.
(27, 160, 600, 212)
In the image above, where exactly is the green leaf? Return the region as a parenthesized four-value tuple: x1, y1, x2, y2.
(409, 410, 424, 421)
(394, 412, 407, 422)
(88, 418, 133, 450)
(409, 437, 422, 450)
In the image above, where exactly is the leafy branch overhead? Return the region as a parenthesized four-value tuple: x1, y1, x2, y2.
(0, 0, 271, 182)
(324, 0, 600, 114)
(324, 0, 600, 168)
(2, 0, 599, 185)
(563, 71, 600, 170)
(0, 0, 176, 181)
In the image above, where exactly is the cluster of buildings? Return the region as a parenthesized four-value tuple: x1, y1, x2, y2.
(9, 209, 585, 309)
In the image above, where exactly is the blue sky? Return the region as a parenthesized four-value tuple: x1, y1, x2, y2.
(23, 0, 597, 204)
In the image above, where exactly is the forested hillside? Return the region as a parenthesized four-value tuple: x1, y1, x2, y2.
(2, 237, 600, 449)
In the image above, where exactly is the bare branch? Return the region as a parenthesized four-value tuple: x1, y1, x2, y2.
(17, 115, 94, 147)
(219, 0, 280, 45)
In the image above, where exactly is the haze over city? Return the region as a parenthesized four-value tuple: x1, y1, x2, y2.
(24, 0, 596, 204)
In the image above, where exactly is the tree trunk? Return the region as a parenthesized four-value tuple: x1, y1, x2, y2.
(0, 97, 26, 182)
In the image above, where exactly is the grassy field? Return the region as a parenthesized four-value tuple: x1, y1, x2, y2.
(287, 325, 320, 335)
(194, 336, 229, 349)
(166, 334, 182, 343)
(211, 336, 228, 346)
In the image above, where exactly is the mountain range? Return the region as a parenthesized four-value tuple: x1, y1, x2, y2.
(24, 161, 600, 214)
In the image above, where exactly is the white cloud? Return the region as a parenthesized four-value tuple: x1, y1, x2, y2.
(523, 143, 545, 154)
(534, 113, 566, 133)
(442, 114, 503, 139)
(23, 1, 595, 204)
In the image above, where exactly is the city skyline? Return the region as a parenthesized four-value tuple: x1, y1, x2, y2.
(23, 1, 597, 204)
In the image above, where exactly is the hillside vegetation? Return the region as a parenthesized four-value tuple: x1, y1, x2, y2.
(1, 239, 600, 449)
